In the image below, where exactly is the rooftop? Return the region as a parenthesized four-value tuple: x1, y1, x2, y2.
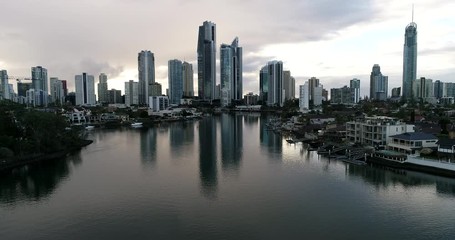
(390, 132, 437, 141)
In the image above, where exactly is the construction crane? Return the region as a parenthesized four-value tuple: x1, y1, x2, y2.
(7, 76, 32, 83)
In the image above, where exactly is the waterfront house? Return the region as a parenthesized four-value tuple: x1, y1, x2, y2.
(436, 138, 455, 159)
(346, 116, 415, 148)
(387, 132, 438, 154)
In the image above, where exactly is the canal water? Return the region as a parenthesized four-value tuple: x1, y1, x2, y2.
(1, 113, 455, 240)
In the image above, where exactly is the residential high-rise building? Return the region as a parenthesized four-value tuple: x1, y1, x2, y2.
(392, 87, 401, 98)
(168, 59, 183, 105)
(413, 77, 434, 103)
(0, 70, 8, 100)
(108, 89, 122, 104)
(283, 71, 295, 100)
(402, 20, 418, 100)
(50, 77, 64, 105)
(61, 80, 68, 98)
(138, 50, 155, 105)
(299, 82, 309, 112)
(330, 86, 355, 104)
(220, 37, 243, 107)
(98, 73, 108, 104)
(75, 73, 96, 106)
(350, 78, 361, 103)
(183, 62, 194, 97)
(17, 82, 32, 98)
(259, 66, 269, 103)
(31, 66, 48, 105)
(125, 80, 139, 106)
(434, 80, 444, 99)
(308, 77, 319, 101)
(444, 83, 455, 98)
(266, 61, 284, 107)
(149, 82, 162, 97)
(197, 21, 216, 100)
(369, 64, 388, 101)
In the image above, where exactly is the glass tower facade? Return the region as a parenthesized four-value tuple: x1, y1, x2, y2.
(402, 22, 417, 100)
(197, 21, 216, 100)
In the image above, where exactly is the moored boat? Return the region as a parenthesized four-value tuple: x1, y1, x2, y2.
(131, 122, 143, 128)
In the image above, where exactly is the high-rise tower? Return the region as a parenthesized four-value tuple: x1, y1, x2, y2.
(75, 73, 95, 106)
(220, 37, 243, 107)
(402, 9, 417, 100)
(98, 73, 108, 104)
(138, 50, 155, 105)
(197, 21, 216, 100)
(168, 59, 183, 105)
(31, 66, 48, 106)
(370, 64, 388, 101)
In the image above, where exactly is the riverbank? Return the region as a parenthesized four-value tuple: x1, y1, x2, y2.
(0, 139, 93, 172)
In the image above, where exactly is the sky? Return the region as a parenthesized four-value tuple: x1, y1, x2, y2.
(1, 0, 455, 99)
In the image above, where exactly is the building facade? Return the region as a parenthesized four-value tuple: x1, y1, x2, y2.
(220, 37, 243, 107)
(125, 80, 139, 106)
(283, 71, 295, 101)
(75, 73, 96, 106)
(346, 116, 415, 148)
(98, 73, 108, 104)
(0, 70, 9, 100)
(108, 89, 122, 104)
(299, 82, 309, 112)
(369, 64, 388, 101)
(434, 80, 444, 99)
(330, 86, 355, 104)
(183, 61, 194, 97)
(197, 21, 216, 100)
(149, 96, 169, 112)
(168, 59, 183, 105)
(31, 66, 48, 106)
(266, 61, 283, 107)
(413, 77, 434, 103)
(259, 66, 268, 104)
(402, 21, 418, 101)
(350, 78, 360, 103)
(50, 77, 64, 105)
(138, 50, 155, 105)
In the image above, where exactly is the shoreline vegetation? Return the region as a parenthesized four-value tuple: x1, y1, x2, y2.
(0, 101, 93, 171)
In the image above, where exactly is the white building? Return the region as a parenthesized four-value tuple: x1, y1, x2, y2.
(388, 132, 438, 154)
(125, 80, 139, 106)
(299, 83, 309, 112)
(75, 73, 96, 106)
(149, 96, 169, 112)
(346, 116, 415, 148)
(25, 89, 47, 107)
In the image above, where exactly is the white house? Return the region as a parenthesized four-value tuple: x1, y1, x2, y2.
(387, 132, 438, 154)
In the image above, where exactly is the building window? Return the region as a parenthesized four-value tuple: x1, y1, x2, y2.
(415, 141, 422, 147)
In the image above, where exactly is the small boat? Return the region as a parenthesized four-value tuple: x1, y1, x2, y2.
(131, 122, 143, 128)
(286, 139, 295, 144)
(85, 125, 95, 130)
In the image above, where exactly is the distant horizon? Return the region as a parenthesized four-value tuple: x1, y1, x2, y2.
(1, 0, 454, 99)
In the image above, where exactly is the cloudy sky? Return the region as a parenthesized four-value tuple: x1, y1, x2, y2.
(1, 0, 454, 98)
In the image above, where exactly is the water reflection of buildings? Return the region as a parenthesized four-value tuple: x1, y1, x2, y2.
(260, 115, 282, 154)
(140, 128, 158, 167)
(199, 117, 218, 199)
(221, 113, 243, 172)
(0, 153, 82, 204)
(169, 122, 195, 158)
(346, 164, 455, 196)
(243, 113, 260, 128)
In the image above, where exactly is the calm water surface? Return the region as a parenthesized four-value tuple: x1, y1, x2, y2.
(1, 113, 455, 239)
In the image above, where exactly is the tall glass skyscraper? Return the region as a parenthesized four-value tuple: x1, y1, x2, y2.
(75, 73, 95, 106)
(267, 61, 283, 107)
(402, 21, 417, 100)
(0, 70, 8, 100)
(259, 66, 269, 103)
(220, 37, 242, 107)
(350, 78, 360, 103)
(168, 59, 183, 105)
(197, 21, 216, 100)
(138, 50, 155, 105)
(31, 66, 48, 106)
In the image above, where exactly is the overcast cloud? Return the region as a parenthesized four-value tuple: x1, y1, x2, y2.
(1, 0, 454, 98)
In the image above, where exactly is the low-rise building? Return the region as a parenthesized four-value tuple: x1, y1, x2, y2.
(346, 116, 415, 148)
(387, 132, 438, 154)
(149, 96, 169, 112)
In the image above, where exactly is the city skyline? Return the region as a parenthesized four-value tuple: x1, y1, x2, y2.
(0, 0, 454, 98)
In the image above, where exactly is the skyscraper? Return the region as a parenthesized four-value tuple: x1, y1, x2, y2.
(267, 61, 284, 107)
(402, 18, 417, 100)
(75, 73, 95, 106)
(369, 64, 388, 101)
(125, 80, 139, 106)
(220, 37, 243, 107)
(138, 50, 155, 105)
(259, 66, 269, 103)
(168, 59, 183, 105)
(434, 80, 444, 99)
(197, 21, 216, 100)
(31, 66, 48, 105)
(350, 78, 361, 103)
(50, 77, 64, 105)
(98, 73, 108, 104)
(413, 77, 434, 102)
(0, 70, 8, 100)
(183, 62, 194, 97)
(299, 82, 309, 112)
(283, 71, 295, 100)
